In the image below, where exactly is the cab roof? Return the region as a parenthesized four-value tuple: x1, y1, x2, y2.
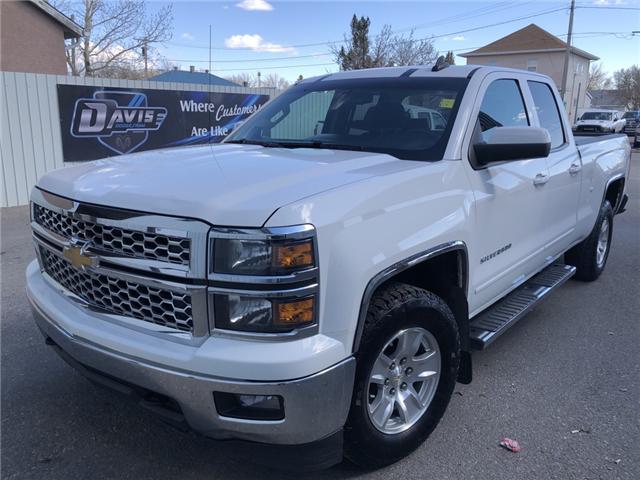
(298, 64, 550, 84)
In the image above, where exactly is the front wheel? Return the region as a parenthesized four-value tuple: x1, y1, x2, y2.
(344, 283, 460, 469)
(565, 200, 614, 281)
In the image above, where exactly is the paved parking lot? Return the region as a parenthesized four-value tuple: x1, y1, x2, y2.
(2, 150, 639, 480)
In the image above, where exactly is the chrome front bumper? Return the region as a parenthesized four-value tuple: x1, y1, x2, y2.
(29, 291, 355, 446)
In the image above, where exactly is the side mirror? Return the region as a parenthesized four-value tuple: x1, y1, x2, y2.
(473, 126, 551, 164)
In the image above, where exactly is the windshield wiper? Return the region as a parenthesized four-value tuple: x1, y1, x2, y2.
(225, 139, 286, 148)
(226, 139, 366, 152)
(295, 141, 365, 152)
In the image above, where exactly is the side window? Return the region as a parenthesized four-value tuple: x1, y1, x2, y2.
(528, 81, 565, 149)
(478, 79, 529, 133)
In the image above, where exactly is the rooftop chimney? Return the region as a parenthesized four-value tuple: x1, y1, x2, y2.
(190, 65, 195, 73)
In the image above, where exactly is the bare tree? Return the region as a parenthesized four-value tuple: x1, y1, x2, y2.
(392, 30, 437, 66)
(224, 72, 290, 89)
(224, 73, 256, 87)
(613, 65, 640, 109)
(332, 15, 438, 70)
(262, 73, 290, 90)
(60, 0, 173, 77)
(588, 62, 612, 91)
(370, 25, 394, 67)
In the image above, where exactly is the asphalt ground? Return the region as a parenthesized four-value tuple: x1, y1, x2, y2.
(2, 149, 639, 480)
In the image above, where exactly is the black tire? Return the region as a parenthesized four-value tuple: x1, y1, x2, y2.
(344, 283, 460, 469)
(565, 200, 614, 281)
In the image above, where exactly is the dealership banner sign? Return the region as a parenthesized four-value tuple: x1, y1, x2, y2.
(57, 85, 270, 162)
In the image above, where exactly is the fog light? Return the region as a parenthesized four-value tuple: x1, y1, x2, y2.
(214, 392, 284, 420)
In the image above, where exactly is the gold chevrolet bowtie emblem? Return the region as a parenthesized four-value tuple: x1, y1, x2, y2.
(63, 245, 95, 268)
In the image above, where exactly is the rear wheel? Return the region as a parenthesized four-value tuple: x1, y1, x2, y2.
(344, 283, 460, 469)
(565, 200, 614, 281)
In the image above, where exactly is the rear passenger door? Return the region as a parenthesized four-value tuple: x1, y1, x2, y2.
(527, 80, 580, 257)
(463, 74, 551, 315)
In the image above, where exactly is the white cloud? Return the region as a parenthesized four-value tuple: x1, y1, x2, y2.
(452, 35, 465, 41)
(593, 0, 625, 4)
(236, 0, 273, 11)
(224, 34, 294, 52)
(181, 32, 195, 41)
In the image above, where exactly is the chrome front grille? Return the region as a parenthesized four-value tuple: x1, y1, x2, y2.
(40, 247, 194, 332)
(34, 204, 191, 265)
(31, 189, 210, 339)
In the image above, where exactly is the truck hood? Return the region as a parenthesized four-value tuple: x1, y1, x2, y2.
(38, 144, 405, 226)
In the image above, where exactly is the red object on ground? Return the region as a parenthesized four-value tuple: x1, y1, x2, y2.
(500, 437, 522, 452)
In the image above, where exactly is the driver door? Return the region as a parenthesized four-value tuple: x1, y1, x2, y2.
(463, 74, 551, 315)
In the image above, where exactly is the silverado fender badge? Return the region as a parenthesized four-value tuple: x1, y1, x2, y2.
(63, 243, 97, 269)
(480, 243, 512, 264)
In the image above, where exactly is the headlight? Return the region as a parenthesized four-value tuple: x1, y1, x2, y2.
(208, 225, 319, 335)
(213, 237, 315, 275)
(213, 293, 316, 333)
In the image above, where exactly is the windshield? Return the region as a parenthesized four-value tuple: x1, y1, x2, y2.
(622, 111, 638, 119)
(225, 77, 469, 161)
(581, 112, 612, 121)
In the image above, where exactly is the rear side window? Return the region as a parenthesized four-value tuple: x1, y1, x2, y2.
(478, 79, 529, 132)
(528, 81, 565, 149)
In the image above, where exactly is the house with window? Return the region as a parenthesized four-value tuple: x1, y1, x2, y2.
(0, 0, 83, 75)
(460, 24, 598, 123)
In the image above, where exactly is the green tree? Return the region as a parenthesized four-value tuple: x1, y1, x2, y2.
(336, 15, 373, 70)
(444, 51, 455, 65)
(333, 15, 437, 70)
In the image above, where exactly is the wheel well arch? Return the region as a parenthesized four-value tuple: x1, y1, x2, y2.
(605, 176, 625, 212)
(353, 242, 470, 355)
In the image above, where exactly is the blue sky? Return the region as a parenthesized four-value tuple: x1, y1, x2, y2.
(154, 0, 640, 82)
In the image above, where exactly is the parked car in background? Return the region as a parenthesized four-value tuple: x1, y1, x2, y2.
(574, 109, 625, 133)
(634, 124, 640, 148)
(622, 110, 640, 136)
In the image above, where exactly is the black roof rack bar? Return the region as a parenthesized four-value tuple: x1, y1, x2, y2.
(400, 68, 417, 77)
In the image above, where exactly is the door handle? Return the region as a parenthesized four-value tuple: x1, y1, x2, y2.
(569, 162, 582, 175)
(533, 173, 549, 186)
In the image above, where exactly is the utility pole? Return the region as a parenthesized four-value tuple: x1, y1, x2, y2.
(560, 0, 575, 106)
(257, 71, 261, 87)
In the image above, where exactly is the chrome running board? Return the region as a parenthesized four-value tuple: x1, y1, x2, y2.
(469, 264, 576, 350)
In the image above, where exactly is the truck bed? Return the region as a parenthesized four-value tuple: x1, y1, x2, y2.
(573, 132, 627, 145)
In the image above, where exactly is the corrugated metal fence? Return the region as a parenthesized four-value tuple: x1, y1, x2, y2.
(0, 71, 276, 207)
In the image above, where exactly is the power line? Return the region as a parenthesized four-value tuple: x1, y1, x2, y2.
(169, 52, 333, 64)
(166, 4, 563, 52)
(166, 3, 640, 53)
(210, 62, 337, 72)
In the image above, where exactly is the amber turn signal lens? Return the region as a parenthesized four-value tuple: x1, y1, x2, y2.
(275, 297, 314, 326)
(273, 241, 314, 269)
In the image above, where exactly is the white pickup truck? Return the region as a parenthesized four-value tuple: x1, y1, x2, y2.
(26, 63, 630, 470)
(574, 109, 626, 134)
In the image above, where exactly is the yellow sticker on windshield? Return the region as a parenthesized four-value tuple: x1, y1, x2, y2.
(439, 98, 455, 108)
